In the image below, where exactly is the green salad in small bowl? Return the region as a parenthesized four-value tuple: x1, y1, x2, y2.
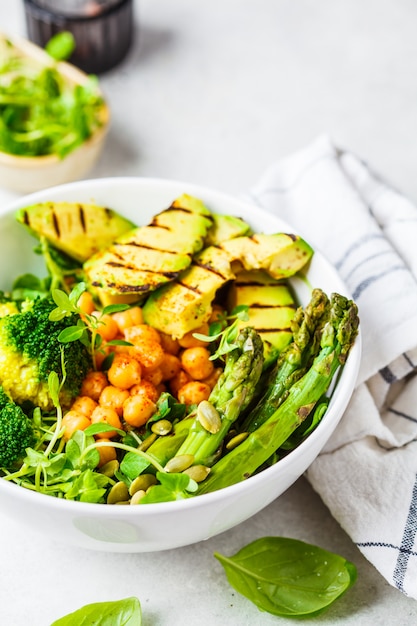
(0, 32, 109, 193)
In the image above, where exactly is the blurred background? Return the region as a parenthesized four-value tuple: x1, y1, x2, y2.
(1, 0, 416, 202)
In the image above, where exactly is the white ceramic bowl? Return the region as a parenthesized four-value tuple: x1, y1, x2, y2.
(0, 177, 361, 553)
(0, 33, 109, 193)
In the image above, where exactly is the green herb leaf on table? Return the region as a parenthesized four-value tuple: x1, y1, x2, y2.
(50, 596, 142, 626)
(214, 537, 357, 618)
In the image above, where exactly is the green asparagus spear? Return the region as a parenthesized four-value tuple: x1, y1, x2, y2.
(198, 293, 359, 494)
(242, 288, 330, 432)
(174, 327, 265, 466)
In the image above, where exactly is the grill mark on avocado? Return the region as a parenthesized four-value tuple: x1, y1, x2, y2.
(105, 260, 177, 279)
(164, 206, 196, 215)
(256, 327, 292, 333)
(148, 221, 171, 231)
(176, 281, 202, 294)
(114, 241, 192, 257)
(92, 279, 153, 293)
(52, 210, 60, 239)
(21, 210, 29, 225)
(192, 260, 229, 280)
(249, 303, 297, 309)
(78, 204, 86, 232)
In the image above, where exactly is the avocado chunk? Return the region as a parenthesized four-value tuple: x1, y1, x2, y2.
(205, 214, 251, 246)
(142, 246, 235, 338)
(16, 201, 135, 263)
(83, 194, 213, 304)
(220, 233, 313, 279)
(227, 269, 296, 367)
(143, 230, 314, 339)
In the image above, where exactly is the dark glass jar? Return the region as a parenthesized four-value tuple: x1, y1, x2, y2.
(23, 0, 134, 74)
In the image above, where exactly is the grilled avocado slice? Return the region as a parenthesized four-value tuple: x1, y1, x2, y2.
(142, 245, 235, 338)
(16, 201, 135, 263)
(227, 269, 297, 367)
(83, 194, 213, 304)
(205, 214, 251, 245)
(143, 231, 313, 339)
(220, 233, 313, 279)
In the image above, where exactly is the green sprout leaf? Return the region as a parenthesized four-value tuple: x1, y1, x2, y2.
(45, 32, 76, 62)
(139, 471, 197, 503)
(120, 452, 150, 480)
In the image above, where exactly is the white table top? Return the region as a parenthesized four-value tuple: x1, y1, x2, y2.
(1, 2, 417, 624)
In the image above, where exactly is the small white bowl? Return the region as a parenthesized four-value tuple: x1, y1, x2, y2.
(0, 177, 361, 553)
(0, 33, 109, 193)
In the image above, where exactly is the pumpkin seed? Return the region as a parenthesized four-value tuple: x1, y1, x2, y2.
(98, 459, 119, 477)
(226, 431, 249, 450)
(151, 419, 172, 436)
(183, 464, 211, 483)
(129, 473, 158, 496)
(197, 400, 221, 434)
(130, 490, 146, 505)
(164, 454, 195, 473)
(107, 481, 129, 504)
(138, 432, 157, 451)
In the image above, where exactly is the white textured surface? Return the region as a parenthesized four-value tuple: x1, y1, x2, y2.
(1, 1, 417, 624)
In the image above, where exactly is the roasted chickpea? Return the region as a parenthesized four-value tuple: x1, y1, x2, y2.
(124, 324, 161, 345)
(107, 354, 142, 390)
(141, 365, 164, 387)
(169, 369, 191, 397)
(180, 346, 214, 380)
(90, 406, 122, 439)
(123, 394, 156, 428)
(77, 290, 95, 316)
(159, 353, 182, 381)
(130, 380, 159, 403)
(178, 323, 210, 348)
(92, 313, 119, 342)
(80, 371, 108, 401)
(131, 339, 165, 370)
(70, 396, 98, 419)
(159, 332, 180, 355)
(177, 381, 211, 405)
(99, 385, 130, 416)
(112, 306, 143, 333)
(96, 438, 117, 467)
(201, 367, 223, 390)
(62, 410, 91, 441)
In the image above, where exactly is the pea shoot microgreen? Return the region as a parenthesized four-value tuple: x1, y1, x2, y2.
(193, 304, 250, 360)
(49, 281, 131, 370)
(0, 32, 104, 159)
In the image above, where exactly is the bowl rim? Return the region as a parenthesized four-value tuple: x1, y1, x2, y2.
(0, 175, 362, 514)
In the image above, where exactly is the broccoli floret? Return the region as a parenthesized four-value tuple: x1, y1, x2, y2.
(0, 296, 92, 410)
(0, 395, 34, 470)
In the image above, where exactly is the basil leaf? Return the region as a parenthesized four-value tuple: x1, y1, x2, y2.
(214, 537, 357, 617)
(50, 596, 141, 625)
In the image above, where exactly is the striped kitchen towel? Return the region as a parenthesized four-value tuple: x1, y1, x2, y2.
(248, 135, 417, 599)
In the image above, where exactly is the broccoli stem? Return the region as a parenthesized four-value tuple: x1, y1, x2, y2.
(198, 294, 359, 494)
